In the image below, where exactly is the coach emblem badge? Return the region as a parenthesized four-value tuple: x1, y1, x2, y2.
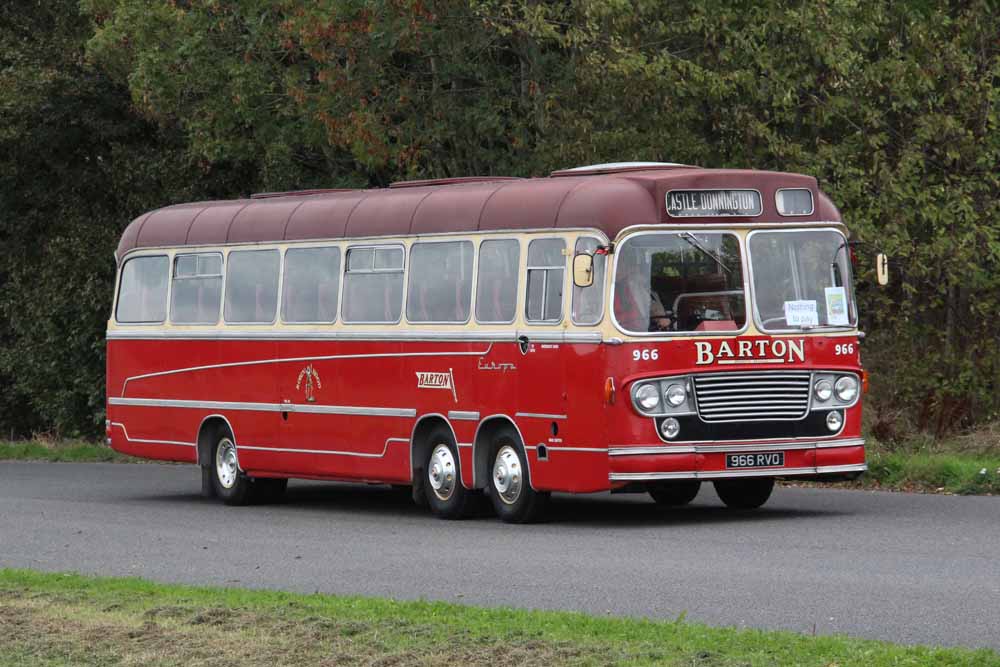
(296, 364, 322, 402)
(416, 368, 458, 403)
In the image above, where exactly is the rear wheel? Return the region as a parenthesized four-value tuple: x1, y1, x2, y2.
(648, 480, 701, 507)
(212, 434, 254, 505)
(713, 478, 774, 509)
(210, 431, 287, 505)
(487, 432, 549, 524)
(424, 428, 471, 519)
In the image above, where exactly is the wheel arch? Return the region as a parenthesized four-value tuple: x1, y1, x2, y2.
(472, 414, 534, 491)
(197, 414, 236, 468)
(409, 413, 463, 488)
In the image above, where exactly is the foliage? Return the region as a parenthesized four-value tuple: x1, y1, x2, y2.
(2, 0, 999, 437)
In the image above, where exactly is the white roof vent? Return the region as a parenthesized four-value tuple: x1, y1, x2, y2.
(550, 161, 691, 177)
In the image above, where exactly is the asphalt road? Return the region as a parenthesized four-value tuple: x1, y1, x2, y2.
(1, 462, 998, 650)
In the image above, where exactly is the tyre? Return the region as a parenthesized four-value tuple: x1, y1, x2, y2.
(211, 432, 255, 505)
(423, 427, 471, 519)
(648, 480, 701, 507)
(713, 477, 774, 509)
(486, 431, 549, 524)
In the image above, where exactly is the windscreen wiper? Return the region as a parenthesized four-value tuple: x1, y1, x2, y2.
(679, 232, 731, 274)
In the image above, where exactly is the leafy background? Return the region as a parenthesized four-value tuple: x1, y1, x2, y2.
(2, 0, 997, 440)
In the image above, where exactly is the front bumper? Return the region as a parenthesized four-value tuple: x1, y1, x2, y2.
(608, 437, 866, 482)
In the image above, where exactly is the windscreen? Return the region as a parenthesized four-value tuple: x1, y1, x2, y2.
(614, 232, 745, 333)
(748, 230, 855, 330)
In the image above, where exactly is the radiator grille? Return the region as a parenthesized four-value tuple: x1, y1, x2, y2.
(693, 371, 811, 422)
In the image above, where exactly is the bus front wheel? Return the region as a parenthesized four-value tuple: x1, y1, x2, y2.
(713, 478, 774, 509)
(648, 480, 701, 507)
(486, 433, 548, 524)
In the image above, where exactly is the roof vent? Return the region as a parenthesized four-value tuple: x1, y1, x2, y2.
(250, 188, 357, 199)
(550, 162, 692, 177)
(389, 176, 522, 189)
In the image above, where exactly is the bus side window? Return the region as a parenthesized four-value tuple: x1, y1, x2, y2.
(116, 255, 169, 324)
(571, 237, 606, 325)
(525, 238, 565, 323)
(282, 247, 341, 323)
(224, 249, 279, 324)
(342, 245, 404, 323)
(171, 253, 223, 324)
(475, 239, 519, 324)
(407, 241, 473, 323)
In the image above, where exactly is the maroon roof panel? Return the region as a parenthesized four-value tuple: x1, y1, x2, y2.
(345, 188, 432, 238)
(116, 168, 843, 260)
(478, 178, 579, 231)
(135, 205, 201, 249)
(284, 191, 369, 241)
(228, 198, 304, 244)
(410, 182, 506, 235)
(185, 202, 249, 247)
(555, 178, 659, 237)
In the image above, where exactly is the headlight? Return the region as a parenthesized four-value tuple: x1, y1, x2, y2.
(665, 384, 687, 407)
(826, 410, 844, 432)
(814, 379, 833, 402)
(835, 376, 858, 402)
(635, 384, 660, 411)
(660, 417, 680, 439)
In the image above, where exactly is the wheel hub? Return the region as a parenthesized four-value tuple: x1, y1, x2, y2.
(428, 444, 456, 501)
(215, 438, 239, 489)
(492, 445, 522, 505)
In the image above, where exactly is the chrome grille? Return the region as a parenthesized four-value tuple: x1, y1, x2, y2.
(694, 371, 811, 422)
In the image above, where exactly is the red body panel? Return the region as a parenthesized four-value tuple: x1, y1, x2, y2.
(107, 334, 864, 492)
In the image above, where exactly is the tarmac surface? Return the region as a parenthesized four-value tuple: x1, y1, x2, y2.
(1, 461, 998, 650)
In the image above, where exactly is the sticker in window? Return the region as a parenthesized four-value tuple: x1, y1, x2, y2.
(783, 300, 818, 327)
(824, 287, 849, 326)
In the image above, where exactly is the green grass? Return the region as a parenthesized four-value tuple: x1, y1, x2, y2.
(0, 440, 133, 463)
(0, 569, 996, 667)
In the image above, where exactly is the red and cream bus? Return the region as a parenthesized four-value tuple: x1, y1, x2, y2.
(107, 162, 881, 522)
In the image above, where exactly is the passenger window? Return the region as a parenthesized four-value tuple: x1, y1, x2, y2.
(407, 241, 473, 323)
(571, 237, 606, 325)
(224, 249, 279, 324)
(170, 253, 223, 324)
(475, 239, 519, 323)
(282, 247, 341, 323)
(525, 238, 565, 323)
(116, 255, 168, 323)
(342, 245, 404, 323)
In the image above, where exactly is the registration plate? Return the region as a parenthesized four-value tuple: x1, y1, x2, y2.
(726, 452, 784, 469)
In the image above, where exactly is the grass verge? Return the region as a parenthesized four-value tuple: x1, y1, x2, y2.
(0, 569, 996, 667)
(0, 440, 134, 463)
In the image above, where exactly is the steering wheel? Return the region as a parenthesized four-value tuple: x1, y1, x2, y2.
(761, 316, 788, 327)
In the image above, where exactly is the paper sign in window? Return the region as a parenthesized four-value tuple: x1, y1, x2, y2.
(783, 300, 818, 326)
(825, 287, 849, 326)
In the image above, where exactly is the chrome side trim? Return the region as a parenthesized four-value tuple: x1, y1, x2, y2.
(609, 462, 867, 482)
(109, 422, 196, 448)
(239, 437, 408, 459)
(543, 446, 607, 453)
(119, 345, 492, 395)
(448, 411, 480, 421)
(109, 397, 416, 418)
(515, 412, 568, 420)
(608, 437, 864, 456)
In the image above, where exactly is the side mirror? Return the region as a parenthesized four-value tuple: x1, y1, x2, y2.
(573, 253, 594, 288)
(876, 253, 889, 286)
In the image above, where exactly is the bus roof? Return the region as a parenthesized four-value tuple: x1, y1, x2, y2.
(116, 166, 841, 260)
